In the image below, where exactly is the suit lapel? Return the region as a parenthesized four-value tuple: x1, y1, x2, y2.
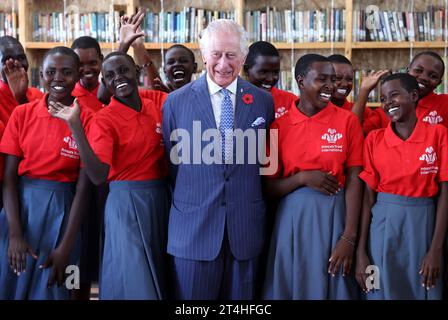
(234, 77, 253, 130)
(192, 74, 217, 130)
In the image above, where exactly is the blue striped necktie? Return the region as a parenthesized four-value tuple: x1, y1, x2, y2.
(220, 88, 234, 162)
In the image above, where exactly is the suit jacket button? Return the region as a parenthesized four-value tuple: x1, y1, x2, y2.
(225, 177, 229, 181)
(221, 201, 226, 206)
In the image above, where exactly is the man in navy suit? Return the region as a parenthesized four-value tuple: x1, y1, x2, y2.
(162, 19, 275, 299)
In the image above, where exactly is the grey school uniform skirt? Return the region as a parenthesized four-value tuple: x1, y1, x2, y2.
(262, 187, 359, 300)
(99, 179, 170, 300)
(366, 192, 442, 300)
(0, 177, 78, 300)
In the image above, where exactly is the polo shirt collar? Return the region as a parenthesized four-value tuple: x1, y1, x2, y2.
(288, 100, 336, 125)
(206, 73, 237, 96)
(418, 91, 437, 110)
(109, 96, 148, 120)
(72, 81, 99, 97)
(37, 94, 52, 118)
(384, 119, 426, 147)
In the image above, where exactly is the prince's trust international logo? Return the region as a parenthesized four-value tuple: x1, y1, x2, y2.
(61, 135, 80, 159)
(419, 146, 437, 165)
(419, 146, 438, 175)
(322, 128, 343, 144)
(321, 129, 344, 153)
(423, 111, 443, 125)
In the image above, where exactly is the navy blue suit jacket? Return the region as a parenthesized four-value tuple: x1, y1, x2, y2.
(162, 75, 275, 261)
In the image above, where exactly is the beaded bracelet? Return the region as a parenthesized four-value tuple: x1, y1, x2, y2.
(340, 235, 356, 247)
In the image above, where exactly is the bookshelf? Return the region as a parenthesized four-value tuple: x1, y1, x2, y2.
(1, 0, 447, 103)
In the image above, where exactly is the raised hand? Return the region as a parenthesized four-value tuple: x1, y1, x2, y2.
(119, 10, 146, 53)
(153, 77, 174, 93)
(360, 70, 390, 92)
(300, 170, 340, 196)
(48, 99, 81, 126)
(3, 58, 29, 104)
(8, 235, 38, 275)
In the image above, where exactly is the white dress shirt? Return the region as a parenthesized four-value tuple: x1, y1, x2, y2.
(206, 73, 237, 129)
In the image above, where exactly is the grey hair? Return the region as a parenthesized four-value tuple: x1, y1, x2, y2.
(199, 19, 249, 57)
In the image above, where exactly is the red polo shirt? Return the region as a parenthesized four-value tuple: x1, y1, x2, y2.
(363, 107, 389, 134)
(417, 92, 448, 128)
(87, 95, 166, 181)
(139, 89, 168, 111)
(0, 120, 4, 180)
(72, 82, 104, 113)
(329, 99, 390, 135)
(0, 80, 44, 126)
(269, 101, 364, 186)
(360, 121, 448, 197)
(271, 87, 297, 119)
(0, 95, 93, 182)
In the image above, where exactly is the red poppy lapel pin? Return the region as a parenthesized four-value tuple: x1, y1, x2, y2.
(242, 93, 253, 105)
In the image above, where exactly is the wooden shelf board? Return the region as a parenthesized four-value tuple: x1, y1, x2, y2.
(352, 41, 447, 49)
(25, 42, 120, 49)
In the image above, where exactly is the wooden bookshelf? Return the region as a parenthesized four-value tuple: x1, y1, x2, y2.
(352, 41, 448, 49)
(3, 0, 447, 99)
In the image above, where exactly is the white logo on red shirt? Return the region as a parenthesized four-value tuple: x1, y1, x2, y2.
(419, 146, 437, 165)
(321, 128, 343, 144)
(275, 107, 288, 119)
(423, 111, 443, 125)
(63, 135, 78, 150)
(61, 135, 80, 160)
(156, 122, 162, 134)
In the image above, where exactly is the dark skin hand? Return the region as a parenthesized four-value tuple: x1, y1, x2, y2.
(328, 166, 362, 277)
(40, 170, 92, 287)
(3, 155, 37, 275)
(265, 170, 340, 198)
(48, 99, 110, 186)
(419, 182, 448, 290)
(3, 58, 29, 104)
(355, 184, 376, 293)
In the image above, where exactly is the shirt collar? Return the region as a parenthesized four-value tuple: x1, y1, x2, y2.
(72, 81, 99, 97)
(109, 95, 150, 120)
(341, 99, 353, 111)
(37, 94, 52, 118)
(418, 91, 437, 110)
(288, 100, 336, 125)
(384, 119, 426, 147)
(206, 73, 238, 96)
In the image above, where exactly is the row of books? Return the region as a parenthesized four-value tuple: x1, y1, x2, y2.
(244, 8, 346, 43)
(30, 66, 447, 103)
(0, 12, 17, 38)
(351, 68, 447, 103)
(353, 6, 448, 42)
(32, 11, 121, 42)
(139, 7, 235, 43)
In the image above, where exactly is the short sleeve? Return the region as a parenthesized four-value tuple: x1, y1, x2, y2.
(436, 126, 448, 182)
(87, 114, 115, 166)
(359, 132, 380, 190)
(0, 107, 24, 158)
(0, 120, 5, 180)
(140, 89, 168, 112)
(345, 114, 364, 167)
